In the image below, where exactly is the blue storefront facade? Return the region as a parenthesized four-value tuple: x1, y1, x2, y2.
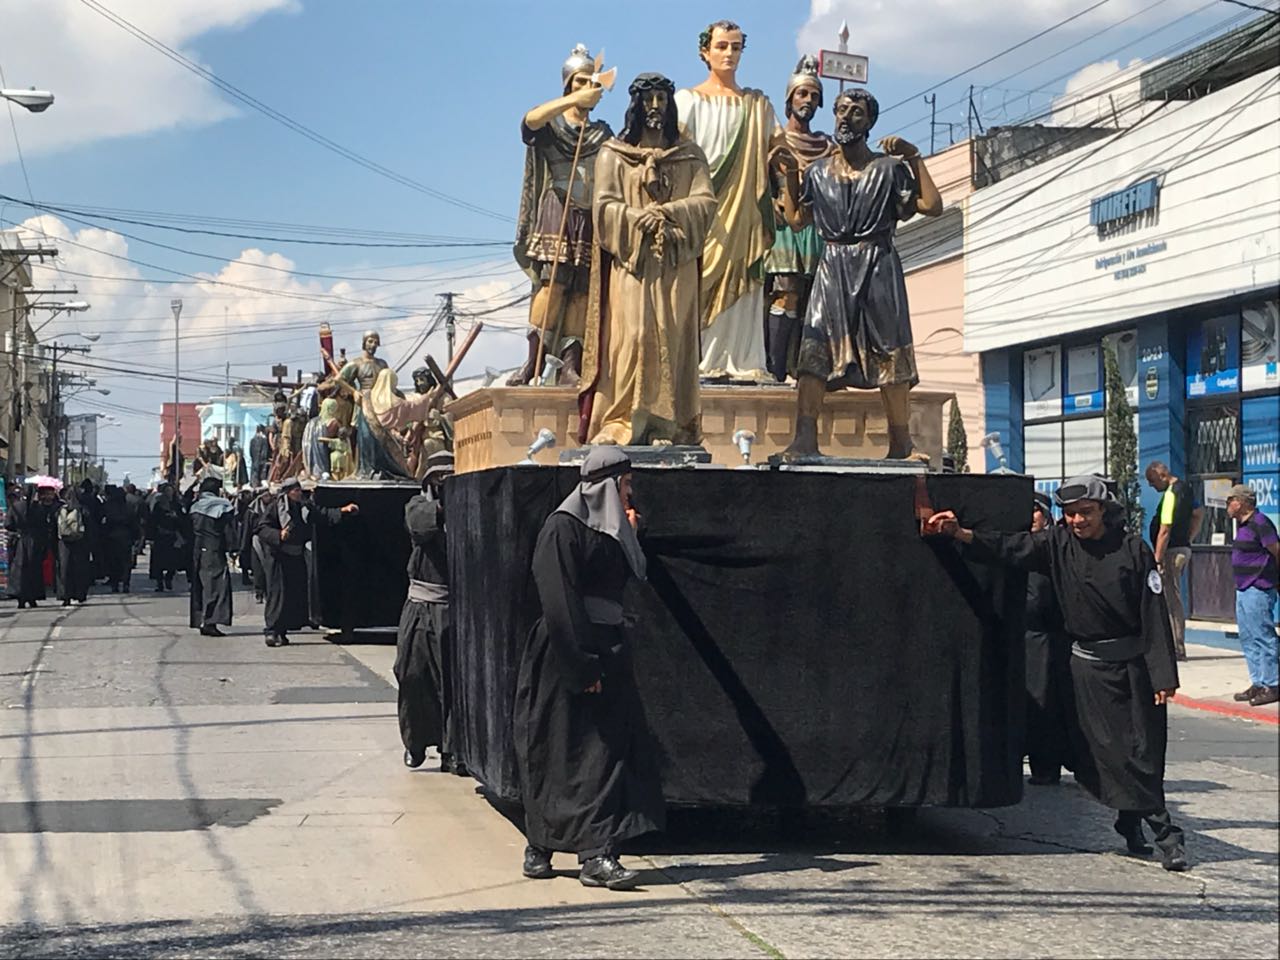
(965, 69, 1280, 620)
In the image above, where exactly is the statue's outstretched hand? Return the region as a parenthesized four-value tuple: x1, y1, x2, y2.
(878, 135, 920, 159)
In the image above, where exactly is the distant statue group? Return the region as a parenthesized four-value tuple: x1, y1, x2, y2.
(510, 22, 942, 459)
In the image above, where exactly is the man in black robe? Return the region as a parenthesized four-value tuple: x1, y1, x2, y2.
(55, 485, 93, 606)
(243, 488, 270, 603)
(147, 484, 181, 591)
(395, 451, 455, 771)
(100, 485, 136, 594)
(255, 477, 357, 647)
(1024, 492, 1073, 786)
(189, 476, 236, 637)
(7, 482, 57, 608)
(250, 426, 271, 486)
(927, 475, 1188, 871)
(514, 447, 664, 891)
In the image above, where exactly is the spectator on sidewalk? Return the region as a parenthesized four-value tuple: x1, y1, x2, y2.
(1227, 484, 1279, 708)
(1145, 462, 1203, 662)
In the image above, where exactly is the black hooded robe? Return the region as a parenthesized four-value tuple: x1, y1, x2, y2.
(100, 492, 136, 590)
(148, 495, 181, 585)
(1024, 570, 1074, 779)
(6, 498, 55, 603)
(966, 524, 1179, 814)
(188, 493, 237, 629)
(55, 505, 93, 603)
(255, 497, 345, 637)
(513, 511, 665, 859)
(394, 493, 449, 757)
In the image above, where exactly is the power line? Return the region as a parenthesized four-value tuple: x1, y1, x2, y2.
(76, 0, 512, 223)
(8, 196, 508, 249)
(881, 0, 1115, 116)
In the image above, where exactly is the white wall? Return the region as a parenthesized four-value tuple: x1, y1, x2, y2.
(964, 68, 1280, 353)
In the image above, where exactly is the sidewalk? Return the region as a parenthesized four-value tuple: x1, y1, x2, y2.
(1174, 624, 1279, 725)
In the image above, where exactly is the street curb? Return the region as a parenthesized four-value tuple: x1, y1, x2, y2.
(1172, 693, 1280, 725)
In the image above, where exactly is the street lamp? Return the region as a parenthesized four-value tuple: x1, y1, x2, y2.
(30, 300, 90, 337)
(0, 89, 55, 113)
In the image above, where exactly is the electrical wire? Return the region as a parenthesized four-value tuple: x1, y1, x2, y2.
(77, 0, 513, 223)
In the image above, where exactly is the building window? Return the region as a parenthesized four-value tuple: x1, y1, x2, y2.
(1021, 334, 1121, 496)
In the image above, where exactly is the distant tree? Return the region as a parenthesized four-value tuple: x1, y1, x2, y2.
(1104, 339, 1144, 536)
(947, 398, 969, 473)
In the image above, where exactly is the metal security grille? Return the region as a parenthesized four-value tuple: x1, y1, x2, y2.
(1188, 405, 1240, 476)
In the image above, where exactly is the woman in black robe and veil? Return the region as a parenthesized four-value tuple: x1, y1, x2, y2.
(514, 446, 664, 891)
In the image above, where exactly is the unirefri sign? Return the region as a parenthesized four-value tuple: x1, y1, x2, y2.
(964, 68, 1280, 354)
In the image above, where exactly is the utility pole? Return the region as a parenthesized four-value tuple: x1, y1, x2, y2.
(44, 343, 91, 479)
(1, 243, 58, 483)
(170, 298, 183, 481)
(925, 93, 937, 155)
(224, 305, 231, 449)
(440, 291, 457, 364)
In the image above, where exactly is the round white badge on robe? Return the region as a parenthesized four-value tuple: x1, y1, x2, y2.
(1147, 569, 1163, 594)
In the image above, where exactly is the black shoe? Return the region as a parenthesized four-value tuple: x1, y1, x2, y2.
(265, 634, 282, 648)
(1159, 839, 1190, 872)
(1249, 685, 1279, 707)
(404, 748, 425, 769)
(1115, 819, 1152, 855)
(278, 633, 290, 646)
(62, 599, 71, 608)
(1234, 685, 1260, 702)
(579, 855, 639, 890)
(523, 845, 554, 880)
(439, 753, 469, 777)
(199, 625, 226, 637)
(29, 600, 38, 608)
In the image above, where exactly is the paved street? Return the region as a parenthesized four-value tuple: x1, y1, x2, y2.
(1, 574, 1276, 959)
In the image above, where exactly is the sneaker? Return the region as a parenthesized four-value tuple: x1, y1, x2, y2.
(522, 845, 554, 880)
(1159, 839, 1190, 872)
(579, 855, 639, 890)
(1248, 686, 1279, 707)
(1233, 685, 1260, 702)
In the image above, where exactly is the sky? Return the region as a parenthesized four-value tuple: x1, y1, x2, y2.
(0, 0, 1254, 480)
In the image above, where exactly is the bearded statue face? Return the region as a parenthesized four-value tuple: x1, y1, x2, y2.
(362, 333, 380, 356)
(834, 95, 875, 146)
(789, 84, 820, 122)
(643, 89, 669, 130)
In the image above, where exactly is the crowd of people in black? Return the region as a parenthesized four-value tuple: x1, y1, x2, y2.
(4, 470, 352, 648)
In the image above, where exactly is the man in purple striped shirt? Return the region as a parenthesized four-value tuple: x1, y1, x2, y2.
(1227, 484, 1279, 708)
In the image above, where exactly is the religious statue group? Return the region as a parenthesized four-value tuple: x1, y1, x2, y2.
(511, 21, 942, 459)
(262, 331, 453, 484)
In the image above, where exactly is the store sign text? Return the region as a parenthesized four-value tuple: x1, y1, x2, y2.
(1095, 240, 1168, 280)
(1091, 177, 1160, 239)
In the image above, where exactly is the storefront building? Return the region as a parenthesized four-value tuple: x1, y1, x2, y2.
(965, 64, 1279, 620)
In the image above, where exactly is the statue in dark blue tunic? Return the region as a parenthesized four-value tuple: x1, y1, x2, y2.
(776, 88, 943, 460)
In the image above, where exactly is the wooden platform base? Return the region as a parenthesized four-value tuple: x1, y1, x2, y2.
(448, 385, 953, 473)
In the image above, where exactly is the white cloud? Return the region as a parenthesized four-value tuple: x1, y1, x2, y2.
(796, 0, 1197, 78)
(1050, 57, 1164, 127)
(12, 215, 528, 477)
(0, 0, 298, 163)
